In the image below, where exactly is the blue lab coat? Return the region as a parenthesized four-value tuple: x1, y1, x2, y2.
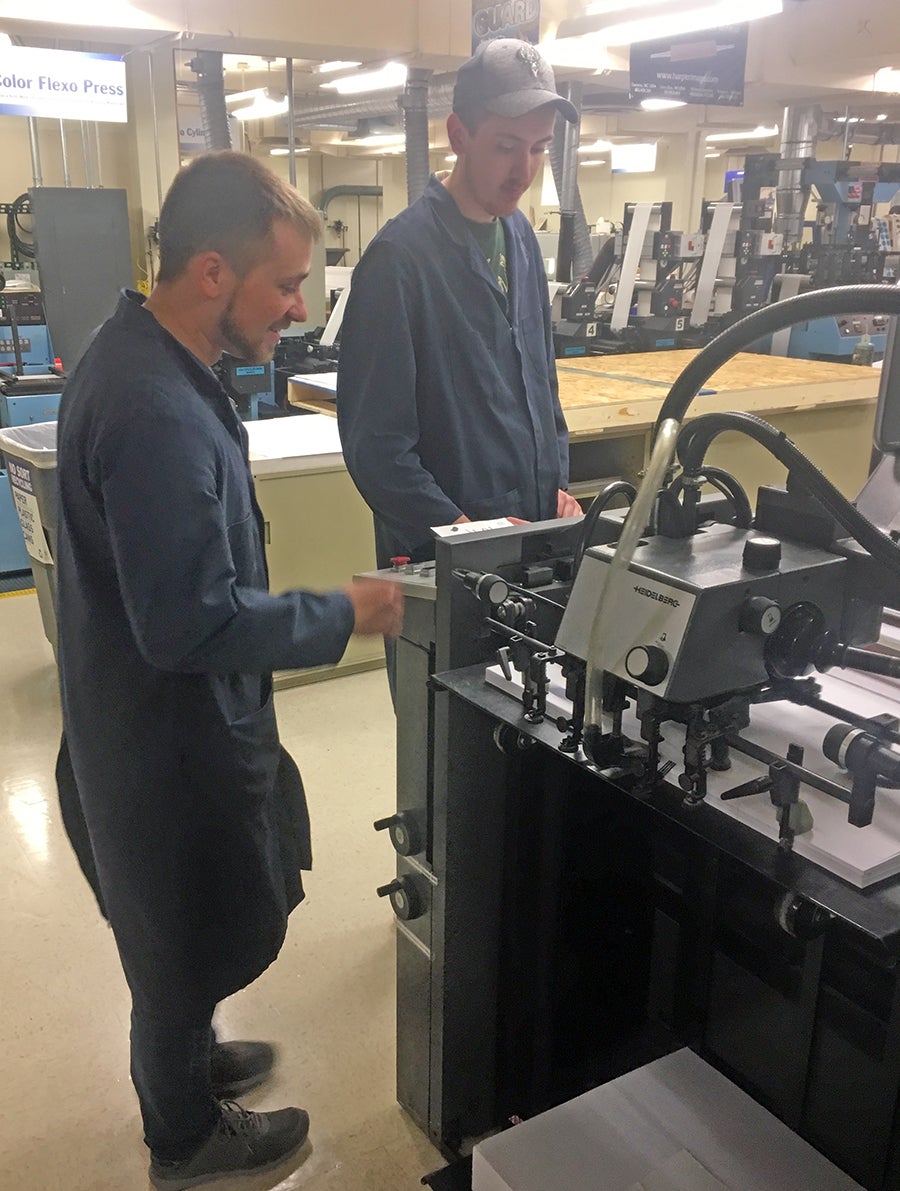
(337, 175, 569, 565)
(56, 291, 355, 1007)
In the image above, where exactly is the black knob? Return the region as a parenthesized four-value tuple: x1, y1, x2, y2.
(376, 875, 425, 921)
(739, 595, 782, 636)
(742, 536, 782, 571)
(373, 811, 422, 856)
(624, 645, 669, 686)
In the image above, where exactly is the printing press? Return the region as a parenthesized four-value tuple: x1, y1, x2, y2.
(377, 285, 900, 1190)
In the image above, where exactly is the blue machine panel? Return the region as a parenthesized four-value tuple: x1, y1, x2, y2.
(0, 323, 53, 371)
(0, 468, 31, 573)
(0, 390, 63, 427)
(788, 314, 890, 361)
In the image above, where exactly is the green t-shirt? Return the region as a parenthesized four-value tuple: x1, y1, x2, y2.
(465, 216, 508, 300)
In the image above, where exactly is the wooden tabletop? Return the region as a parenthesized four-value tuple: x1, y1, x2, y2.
(555, 350, 879, 437)
(289, 350, 879, 438)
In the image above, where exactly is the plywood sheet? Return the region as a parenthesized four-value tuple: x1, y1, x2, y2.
(558, 350, 879, 435)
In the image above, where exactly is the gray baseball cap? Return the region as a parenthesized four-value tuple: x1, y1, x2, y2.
(453, 39, 578, 125)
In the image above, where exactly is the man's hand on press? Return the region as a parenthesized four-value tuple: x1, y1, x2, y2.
(345, 578, 404, 639)
(557, 489, 582, 518)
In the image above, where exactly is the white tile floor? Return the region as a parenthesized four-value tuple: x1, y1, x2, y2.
(0, 591, 443, 1190)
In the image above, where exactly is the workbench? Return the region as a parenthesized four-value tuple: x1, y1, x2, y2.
(245, 416, 382, 687)
(289, 350, 879, 502)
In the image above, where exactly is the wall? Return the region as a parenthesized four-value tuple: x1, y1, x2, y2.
(0, 116, 138, 278)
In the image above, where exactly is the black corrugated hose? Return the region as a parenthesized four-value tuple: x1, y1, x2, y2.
(7, 194, 35, 259)
(651, 284, 900, 577)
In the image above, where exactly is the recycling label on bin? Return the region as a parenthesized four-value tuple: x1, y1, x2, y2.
(7, 460, 52, 565)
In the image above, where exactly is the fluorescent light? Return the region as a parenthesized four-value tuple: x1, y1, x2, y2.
(348, 133, 406, 146)
(876, 113, 889, 121)
(270, 147, 310, 156)
(225, 88, 289, 121)
(317, 61, 362, 74)
(706, 124, 779, 142)
(873, 67, 900, 93)
(705, 151, 721, 158)
(834, 115, 862, 123)
(640, 98, 687, 111)
(226, 88, 264, 106)
(580, 159, 608, 166)
(445, 154, 457, 162)
(539, 33, 619, 71)
(321, 62, 407, 95)
(586, 0, 664, 14)
(611, 142, 657, 172)
(578, 139, 615, 153)
(583, 0, 781, 45)
(232, 93, 289, 121)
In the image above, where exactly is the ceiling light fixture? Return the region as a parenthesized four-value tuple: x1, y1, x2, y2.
(706, 124, 779, 142)
(873, 67, 900, 93)
(559, 0, 781, 46)
(317, 61, 362, 74)
(578, 139, 615, 153)
(580, 159, 608, 166)
(585, 0, 665, 15)
(640, 98, 687, 111)
(876, 113, 889, 121)
(539, 33, 620, 71)
(226, 88, 289, 121)
(270, 146, 310, 156)
(321, 62, 407, 95)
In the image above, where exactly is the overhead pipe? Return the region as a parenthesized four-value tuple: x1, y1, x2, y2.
(80, 121, 93, 187)
(775, 104, 819, 247)
(59, 120, 71, 187)
(291, 82, 456, 129)
(550, 82, 592, 282)
(319, 184, 383, 215)
(147, 51, 164, 212)
(27, 118, 43, 188)
(400, 68, 432, 206)
(190, 50, 231, 151)
(285, 58, 297, 187)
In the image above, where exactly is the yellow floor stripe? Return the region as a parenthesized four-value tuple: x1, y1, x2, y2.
(0, 587, 36, 599)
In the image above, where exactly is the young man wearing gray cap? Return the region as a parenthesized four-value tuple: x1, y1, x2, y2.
(338, 39, 582, 597)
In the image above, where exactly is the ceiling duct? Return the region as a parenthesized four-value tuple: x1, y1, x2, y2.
(289, 81, 456, 129)
(400, 68, 432, 206)
(188, 51, 232, 151)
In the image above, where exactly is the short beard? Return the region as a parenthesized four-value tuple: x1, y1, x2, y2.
(218, 296, 268, 364)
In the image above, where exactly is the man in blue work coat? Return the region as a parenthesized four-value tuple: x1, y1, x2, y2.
(337, 39, 582, 577)
(55, 152, 402, 1190)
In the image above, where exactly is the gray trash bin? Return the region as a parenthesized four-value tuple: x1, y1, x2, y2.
(0, 421, 58, 654)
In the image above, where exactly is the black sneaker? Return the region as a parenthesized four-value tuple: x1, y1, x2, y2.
(211, 1040, 276, 1098)
(148, 1101, 310, 1190)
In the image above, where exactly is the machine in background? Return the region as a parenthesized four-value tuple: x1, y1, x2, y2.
(557, 112, 900, 361)
(213, 354, 275, 421)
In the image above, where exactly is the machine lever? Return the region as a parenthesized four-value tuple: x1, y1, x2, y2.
(721, 776, 773, 801)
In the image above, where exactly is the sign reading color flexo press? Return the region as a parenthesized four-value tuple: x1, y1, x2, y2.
(0, 46, 126, 123)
